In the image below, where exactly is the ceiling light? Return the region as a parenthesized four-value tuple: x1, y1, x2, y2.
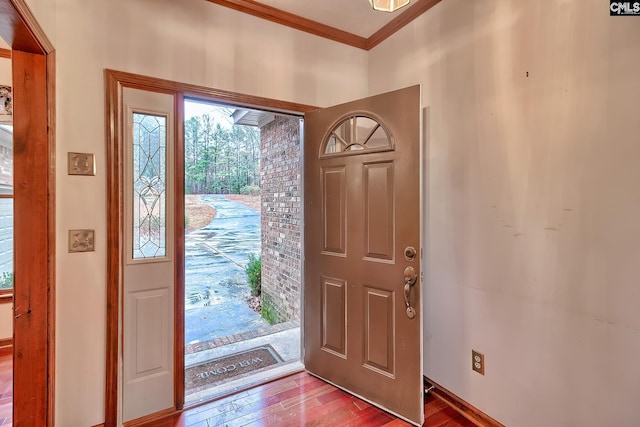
(369, 0, 411, 12)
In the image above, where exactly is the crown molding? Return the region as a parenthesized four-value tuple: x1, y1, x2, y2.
(207, 0, 368, 49)
(206, 0, 442, 51)
(367, 0, 442, 49)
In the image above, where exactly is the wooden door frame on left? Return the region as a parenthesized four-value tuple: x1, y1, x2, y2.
(0, 0, 56, 426)
(105, 69, 316, 427)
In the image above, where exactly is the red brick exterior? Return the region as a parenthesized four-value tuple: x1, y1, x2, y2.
(260, 116, 301, 322)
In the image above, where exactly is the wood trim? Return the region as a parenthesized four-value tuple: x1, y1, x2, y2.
(174, 92, 185, 411)
(105, 69, 318, 114)
(46, 48, 57, 427)
(0, 290, 12, 302)
(122, 407, 178, 427)
(0, 0, 53, 54)
(12, 48, 50, 427)
(206, 0, 368, 50)
(7, 0, 54, 53)
(0, 194, 13, 198)
(0, 48, 10, 58)
(206, 0, 442, 51)
(104, 69, 120, 427)
(0, 337, 12, 349)
(0, 6, 40, 53)
(0, 1, 55, 426)
(366, 0, 443, 49)
(425, 377, 506, 427)
(105, 69, 314, 425)
(91, 424, 106, 427)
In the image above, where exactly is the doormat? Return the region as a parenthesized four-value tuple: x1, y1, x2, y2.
(185, 345, 283, 391)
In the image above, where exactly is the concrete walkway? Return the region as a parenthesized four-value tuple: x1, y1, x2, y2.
(184, 194, 302, 404)
(185, 195, 267, 345)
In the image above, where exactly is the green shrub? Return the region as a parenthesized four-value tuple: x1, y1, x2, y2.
(0, 272, 13, 290)
(245, 254, 261, 296)
(240, 185, 261, 196)
(261, 293, 279, 325)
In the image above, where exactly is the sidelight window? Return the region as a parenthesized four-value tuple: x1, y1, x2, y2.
(132, 112, 167, 259)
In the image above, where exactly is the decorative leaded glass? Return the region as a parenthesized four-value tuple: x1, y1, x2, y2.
(323, 115, 392, 157)
(132, 113, 167, 259)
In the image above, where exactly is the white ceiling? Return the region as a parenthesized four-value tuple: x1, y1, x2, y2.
(255, 0, 408, 38)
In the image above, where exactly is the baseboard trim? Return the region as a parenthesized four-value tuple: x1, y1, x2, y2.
(0, 337, 12, 349)
(424, 376, 505, 427)
(123, 407, 178, 427)
(91, 424, 105, 427)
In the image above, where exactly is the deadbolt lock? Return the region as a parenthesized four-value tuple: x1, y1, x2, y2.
(404, 246, 417, 262)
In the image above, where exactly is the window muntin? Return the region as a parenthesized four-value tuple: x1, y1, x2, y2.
(322, 115, 392, 157)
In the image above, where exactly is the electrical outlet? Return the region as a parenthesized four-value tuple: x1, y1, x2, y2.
(472, 350, 485, 375)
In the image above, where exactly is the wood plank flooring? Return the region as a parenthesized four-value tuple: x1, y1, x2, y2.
(0, 348, 475, 426)
(139, 372, 476, 427)
(0, 348, 12, 427)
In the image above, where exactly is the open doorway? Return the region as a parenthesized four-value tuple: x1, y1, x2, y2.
(183, 99, 303, 404)
(0, 122, 12, 427)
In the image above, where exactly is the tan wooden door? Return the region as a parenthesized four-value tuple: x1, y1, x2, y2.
(304, 85, 423, 426)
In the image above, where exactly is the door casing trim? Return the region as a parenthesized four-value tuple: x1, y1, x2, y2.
(0, 0, 55, 426)
(105, 69, 316, 426)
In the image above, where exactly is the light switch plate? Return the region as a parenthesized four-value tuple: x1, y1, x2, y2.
(68, 152, 95, 176)
(68, 229, 95, 252)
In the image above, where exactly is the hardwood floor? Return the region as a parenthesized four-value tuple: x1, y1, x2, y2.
(0, 347, 12, 427)
(0, 349, 475, 426)
(137, 372, 476, 427)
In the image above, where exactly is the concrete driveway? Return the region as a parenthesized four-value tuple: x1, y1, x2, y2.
(184, 195, 268, 345)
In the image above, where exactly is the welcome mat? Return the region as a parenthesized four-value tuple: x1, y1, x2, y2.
(186, 345, 283, 391)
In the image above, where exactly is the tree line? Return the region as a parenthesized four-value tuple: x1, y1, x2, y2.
(184, 113, 260, 195)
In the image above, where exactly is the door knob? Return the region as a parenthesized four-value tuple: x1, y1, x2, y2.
(403, 266, 417, 319)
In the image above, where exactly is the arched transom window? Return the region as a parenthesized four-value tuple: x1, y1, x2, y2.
(322, 114, 392, 157)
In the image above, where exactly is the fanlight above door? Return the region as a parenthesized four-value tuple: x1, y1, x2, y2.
(321, 114, 393, 157)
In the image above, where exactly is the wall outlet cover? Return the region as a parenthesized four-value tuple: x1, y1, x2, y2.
(472, 350, 485, 375)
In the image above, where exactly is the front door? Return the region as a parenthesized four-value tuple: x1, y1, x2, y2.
(304, 86, 423, 425)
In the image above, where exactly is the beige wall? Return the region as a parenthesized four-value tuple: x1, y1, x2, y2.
(0, 303, 11, 339)
(369, 1, 640, 426)
(24, 0, 368, 425)
(21, 0, 640, 425)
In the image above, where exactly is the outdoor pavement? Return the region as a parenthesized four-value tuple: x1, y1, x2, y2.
(185, 195, 267, 345)
(184, 194, 301, 403)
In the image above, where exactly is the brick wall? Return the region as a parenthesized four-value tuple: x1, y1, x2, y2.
(260, 116, 301, 322)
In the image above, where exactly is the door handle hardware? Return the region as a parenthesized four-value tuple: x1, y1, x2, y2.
(404, 246, 417, 262)
(403, 266, 417, 319)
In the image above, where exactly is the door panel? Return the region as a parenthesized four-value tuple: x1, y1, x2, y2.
(321, 276, 347, 357)
(321, 166, 347, 255)
(363, 161, 394, 261)
(363, 286, 394, 375)
(304, 86, 422, 425)
(122, 87, 176, 422)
